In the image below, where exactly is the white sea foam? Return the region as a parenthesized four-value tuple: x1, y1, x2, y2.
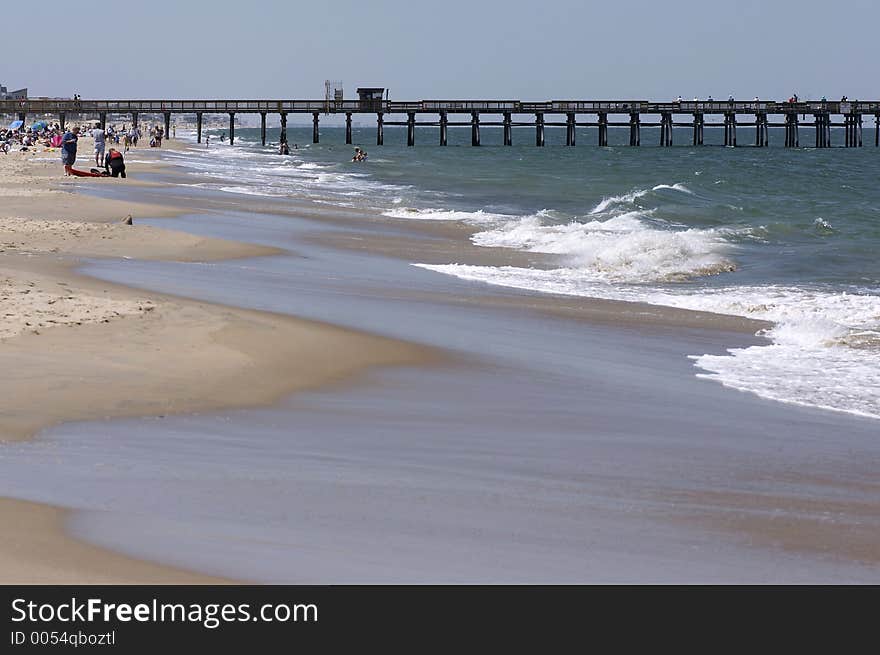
(589, 183, 692, 215)
(414, 261, 880, 419)
(470, 210, 735, 283)
(382, 207, 512, 224)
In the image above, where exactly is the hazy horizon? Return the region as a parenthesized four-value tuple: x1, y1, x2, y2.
(6, 0, 879, 101)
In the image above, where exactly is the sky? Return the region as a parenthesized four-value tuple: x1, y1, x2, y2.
(5, 0, 879, 101)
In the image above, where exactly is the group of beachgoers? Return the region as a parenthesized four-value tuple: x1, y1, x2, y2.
(1, 121, 67, 153)
(56, 126, 127, 178)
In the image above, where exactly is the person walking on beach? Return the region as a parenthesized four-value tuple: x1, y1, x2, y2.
(92, 126, 105, 167)
(205, 134, 211, 148)
(60, 126, 79, 175)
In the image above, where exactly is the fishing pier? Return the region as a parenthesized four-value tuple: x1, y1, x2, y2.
(4, 95, 879, 148)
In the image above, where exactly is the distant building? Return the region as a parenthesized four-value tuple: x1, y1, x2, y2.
(0, 85, 28, 100)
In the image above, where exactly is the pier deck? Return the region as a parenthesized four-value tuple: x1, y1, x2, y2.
(4, 98, 878, 148)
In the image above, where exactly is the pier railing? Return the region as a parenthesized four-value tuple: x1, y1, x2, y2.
(4, 99, 880, 116)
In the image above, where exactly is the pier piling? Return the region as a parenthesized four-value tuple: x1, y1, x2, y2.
(345, 113, 353, 144)
(660, 112, 673, 146)
(407, 112, 416, 146)
(598, 112, 608, 147)
(229, 113, 235, 144)
(260, 112, 267, 145)
(629, 112, 640, 146)
(100, 112, 107, 131)
(723, 112, 736, 147)
(440, 111, 448, 146)
(279, 112, 287, 145)
(132, 112, 139, 129)
(566, 112, 576, 146)
(196, 112, 202, 143)
(503, 112, 512, 146)
(59, 113, 65, 131)
(164, 112, 170, 141)
(377, 113, 384, 146)
(312, 112, 320, 143)
(535, 112, 545, 147)
(471, 111, 481, 146)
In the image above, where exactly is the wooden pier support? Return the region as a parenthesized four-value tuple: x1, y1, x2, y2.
(228, 113, 235, 144)
(693, 113, 702, 145)
(565, 112, 576, 146)
(312, 112, 319, 143)
(440, 111, 448, 146)
(660, 112, 673, 146)
(132, 112, 139, 129)
(535, 112, 545, 147)
(503, 112, 512, 146)
(279, 112, 287, 145)
(471, 111, 481, 146)
(17, 111, 25, 125)
(164, 112, 171, 141)
(598, 112, 608, 147)
(723, 112, 736, 147)
(629, 112, 640, 146)
(59, 113, 65, 131)
(260, 112, 267, 145)
(756, 113, 768, 147)
(100, 112, 107, 131)
(815, 113, 828, 148)
(345, 113, 352, 144)
(784, 113, 799, 147)
(376, 113, 384, 146)
(196, 112, 202, 143)
(407, 112, 416, 146)
(876, 115, 879, 147)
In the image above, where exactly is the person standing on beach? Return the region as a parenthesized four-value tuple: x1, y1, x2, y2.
(92, 126, 105, 167)
(60, 126, 79, 175)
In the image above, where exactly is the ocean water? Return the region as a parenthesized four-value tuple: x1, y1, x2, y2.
(162, 124, 880, 420)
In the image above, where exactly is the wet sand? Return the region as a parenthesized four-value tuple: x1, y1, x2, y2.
(0, 139, 436, 582)
(2, 137, 878, 583)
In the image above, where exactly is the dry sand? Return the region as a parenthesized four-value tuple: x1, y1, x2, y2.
(0, 142, 436, 583)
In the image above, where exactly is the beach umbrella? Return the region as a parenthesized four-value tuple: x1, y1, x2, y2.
(8, 120, 23, 130)
(30, 121, 47, 131)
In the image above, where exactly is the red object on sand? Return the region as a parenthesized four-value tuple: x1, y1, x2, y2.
(68, 168, 103, 177)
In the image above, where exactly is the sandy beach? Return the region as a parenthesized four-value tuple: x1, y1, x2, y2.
(1, 131, 878, 584)
(0, 137, 435, 582)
